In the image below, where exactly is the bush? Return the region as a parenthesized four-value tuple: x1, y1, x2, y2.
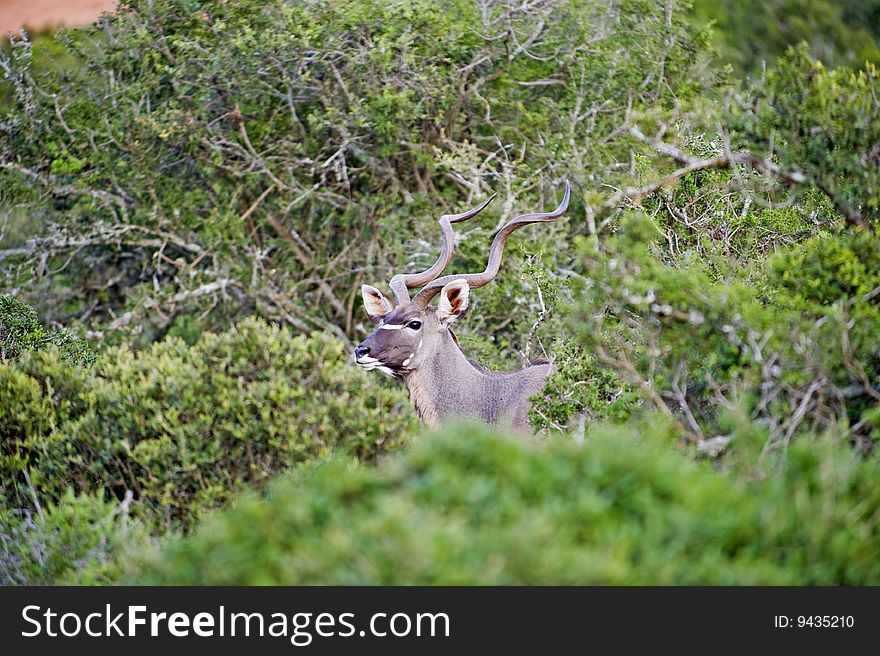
(0, 0, 711, 352)
(692, 0, 880, 72)
(539, 212, 880, 453)
(132, 421, 880, 585)
(729, 47, 880, 226)
(0, 294, 93, 365)
(0, 489, 149, 585)
(0, 318, 415, 529)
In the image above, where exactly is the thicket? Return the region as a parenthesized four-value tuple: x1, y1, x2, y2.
(135, 421, 880, 585)
(0, 0, 712, 351)
(1, 489, 148, 585)
(692, 0, 880, 73)
(1, 318, 412, 529)
(0, 294, 93, 364)
(537, 218, 880, 457)
(531, 46, 880, 451)
(0, 315, 413, 582)
(1, 0, 878, 585)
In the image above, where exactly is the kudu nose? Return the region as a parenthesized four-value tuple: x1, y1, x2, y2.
(354, 345, 371, 360)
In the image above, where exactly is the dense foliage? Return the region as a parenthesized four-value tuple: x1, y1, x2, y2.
(1, 318, 412, 528)
(1, 489, 147, 585)
(0, 0, 711, 351)
(1, 0, 878, 584)
(0, 294, 93, 364)
(135, 422, 880, 585)
(553, 218, 880, 456)
(693, 0, 880, 73)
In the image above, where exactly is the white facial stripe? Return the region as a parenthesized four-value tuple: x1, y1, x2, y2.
(378, 323, 406, 330)
(356, 355, 379, 364)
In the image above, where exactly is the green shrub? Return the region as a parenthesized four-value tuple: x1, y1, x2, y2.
(692, 0, 880, 72)
(531, 212, 880, 453)
(729, 47, 880, 227)
(0, 365, 58, 483)
(529, 336, 640, 433)
(0, 0, 711, 351)
(0, 489, 149, 585)
(1, 318, 415, 529)
(132, 420, 880, 585)
(771, 231, 880, 307)
(0, 295, 93, 365)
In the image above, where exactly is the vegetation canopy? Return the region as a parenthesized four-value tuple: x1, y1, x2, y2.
(0, 0, 878, 584)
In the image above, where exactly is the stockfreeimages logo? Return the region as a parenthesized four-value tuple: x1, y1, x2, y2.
(21, 605, 451, 646)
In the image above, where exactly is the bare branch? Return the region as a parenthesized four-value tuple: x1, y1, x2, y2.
(622, 127, 871, 231)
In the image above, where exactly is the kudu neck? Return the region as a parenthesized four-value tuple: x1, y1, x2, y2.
(400, 328, 481, 427)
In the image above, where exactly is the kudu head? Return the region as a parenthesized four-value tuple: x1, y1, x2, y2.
(354, 182, 571, 378)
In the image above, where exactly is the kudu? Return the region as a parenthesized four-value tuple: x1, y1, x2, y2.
(354, 181, 570, 430)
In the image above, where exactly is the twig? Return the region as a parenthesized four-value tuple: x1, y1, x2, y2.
(623, 127, 870, 231)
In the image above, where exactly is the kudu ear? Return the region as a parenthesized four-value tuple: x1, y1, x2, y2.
(436, 279, 470, 326)
(361, 285, 395, 325)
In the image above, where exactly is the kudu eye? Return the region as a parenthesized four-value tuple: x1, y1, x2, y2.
(406, 320, 422, 330)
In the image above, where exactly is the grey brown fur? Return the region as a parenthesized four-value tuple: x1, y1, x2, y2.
(405, 329, 553, 430)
